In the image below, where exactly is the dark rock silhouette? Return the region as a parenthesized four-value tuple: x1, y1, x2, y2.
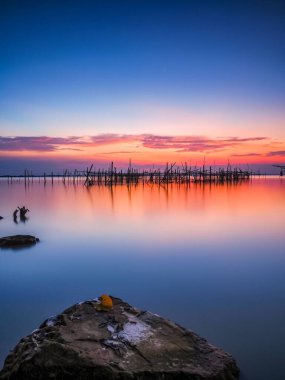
(0, 235, 39, 248)
(13, 207, 30, 223)
(0, 296, 239, 380)
(18, 206, 29, 221)
(0, 216, 3, 220)
(13, 209, 18, 223)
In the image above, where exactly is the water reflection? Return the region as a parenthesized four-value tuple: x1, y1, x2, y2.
(0, 244, 37, 252)
(0, 178, 284, 380)
(1, 178, 285, 248)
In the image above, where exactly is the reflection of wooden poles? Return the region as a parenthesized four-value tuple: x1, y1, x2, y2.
(62, 170, 68, 184)
(84, 164, 94, 186)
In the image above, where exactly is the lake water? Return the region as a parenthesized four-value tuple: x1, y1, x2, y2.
(0, 177, 284, 379)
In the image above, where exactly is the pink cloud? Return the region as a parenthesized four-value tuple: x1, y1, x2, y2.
(0, 134, 269, 154)
(140, 135, 268, 152)
(90, 134, 137, 146)
(0, 136, 84, 152)
(266, 150, 285, 157)
(231, 153, 262, 157)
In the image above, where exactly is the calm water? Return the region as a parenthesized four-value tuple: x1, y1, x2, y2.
(0, 177, 284, 379)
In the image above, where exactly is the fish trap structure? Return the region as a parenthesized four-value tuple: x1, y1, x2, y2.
(272, 165, 285, 176)
(82, 162, 253, 187)
(0, 162, 254, 186)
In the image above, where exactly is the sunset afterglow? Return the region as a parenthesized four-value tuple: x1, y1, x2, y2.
(1, 1, 284, 173)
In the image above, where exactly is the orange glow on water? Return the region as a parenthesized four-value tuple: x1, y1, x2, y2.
(2, 177, 284, 254)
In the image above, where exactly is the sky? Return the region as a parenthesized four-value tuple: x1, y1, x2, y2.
(0, 0, 285, 174)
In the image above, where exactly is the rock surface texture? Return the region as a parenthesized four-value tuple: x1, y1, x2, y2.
(0, 297, 239, 380)
(0, 235, 39, 247)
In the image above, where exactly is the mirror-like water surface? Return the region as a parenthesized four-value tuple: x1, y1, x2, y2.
(0, 177, 284, 379)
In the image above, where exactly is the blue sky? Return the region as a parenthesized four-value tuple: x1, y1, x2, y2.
(0, 0, 284, 172)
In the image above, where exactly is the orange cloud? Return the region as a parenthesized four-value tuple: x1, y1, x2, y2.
(0, 134, 284, 166)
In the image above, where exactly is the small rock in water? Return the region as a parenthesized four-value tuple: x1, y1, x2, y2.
(0, 296, 239, 380)
(0, 235, 39, 248)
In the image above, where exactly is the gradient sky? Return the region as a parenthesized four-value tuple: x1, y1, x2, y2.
(1, 0, 285, 173)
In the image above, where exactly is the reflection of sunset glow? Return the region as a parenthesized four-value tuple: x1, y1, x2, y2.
(2, 178, 284, 254)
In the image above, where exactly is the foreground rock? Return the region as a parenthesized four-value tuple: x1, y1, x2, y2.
(0, 297, 239, 380)
(0, 235, 39, 248)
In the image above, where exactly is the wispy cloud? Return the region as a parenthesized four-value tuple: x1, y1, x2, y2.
(102, 151, 143, 155)
(141, 135, 267, 152)
(90, 134, 136, 146)
(0, 136, 85, 151)
(231, 153, 261, 157)
(266, 150, 285, 157)
(57, 147, 84, 151)
(0, 134, 269, 154)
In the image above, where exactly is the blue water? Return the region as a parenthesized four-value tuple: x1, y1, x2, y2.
(0, 177, 284, 379)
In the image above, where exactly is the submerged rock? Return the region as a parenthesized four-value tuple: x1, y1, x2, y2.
(0, 297, 239, 380)
(0, 235, 39, 247)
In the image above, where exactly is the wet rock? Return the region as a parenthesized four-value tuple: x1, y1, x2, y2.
(0, 297, 239, 379)
(0, 235, 39, 247)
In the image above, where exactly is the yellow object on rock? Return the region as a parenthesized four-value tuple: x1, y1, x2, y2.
(96, 294, 113, 311)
